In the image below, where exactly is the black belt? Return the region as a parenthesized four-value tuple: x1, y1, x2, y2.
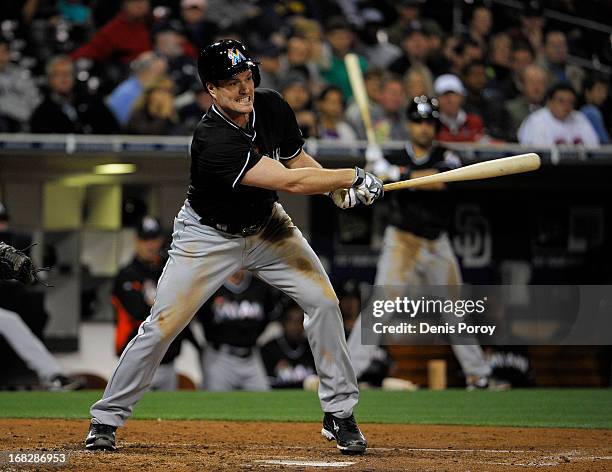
(200, 216, 267, 236)
(212, 343, 253, 358)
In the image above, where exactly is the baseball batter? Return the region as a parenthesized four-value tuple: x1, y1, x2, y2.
(348, 96, 494, 389)
(86, 39, 383, 455)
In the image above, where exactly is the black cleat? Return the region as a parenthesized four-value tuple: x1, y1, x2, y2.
(85, 423, 117, 451)
(321, 413, 367, 455)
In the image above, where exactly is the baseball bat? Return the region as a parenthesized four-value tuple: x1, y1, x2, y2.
(383, 153, 541, 192)
(344, 53, 377, 145)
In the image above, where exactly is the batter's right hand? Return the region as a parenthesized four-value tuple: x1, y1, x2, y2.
(352, 167, 384, 205)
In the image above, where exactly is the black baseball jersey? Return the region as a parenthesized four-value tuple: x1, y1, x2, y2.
(197, 272, 279, 348)
(386, 144, 461, 239)
(261, 335, 316, 389)
(188, 88, 304, 227)
(113, 257, 185, 363)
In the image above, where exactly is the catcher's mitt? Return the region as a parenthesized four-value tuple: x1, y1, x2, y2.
(0, 241, 46, 285)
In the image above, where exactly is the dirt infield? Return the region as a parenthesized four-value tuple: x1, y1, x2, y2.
(1, 419, 611, 471)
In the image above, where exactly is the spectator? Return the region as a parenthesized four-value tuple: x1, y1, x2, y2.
(504, 64, 548, 139)
(280, 73, 317, 139)
(345, 67, 384, 134)
(387, 0, 441, 47)
(509, 1, 546, 58)
(0, 39, 40, 132)
(434, 73, 485, 142)
(486, 33, 512, 97)
(153, 24, 197, 94)
(178, 83, 212, 134)
(357, 8, 401, 69)
(206, 0, 262, 31)
(126, 76, 184, 135)
(175, 0, 218, 52)
(501, 41, 536, 100)
(518, 83, 599, 147)
(280, 35, 322, 92)
(466, 5, 492, 50)
(70, 0, 153, 65)
(261, 301, 316, 389)
(403, 64, 434, 104)
(580, 77, 610, 144)
(355, 74, 409, 142)
(58, 0, 92, 26)
(463, 61, 511, 141)
(449, 38, 483, 77)
(320, 16, 367, 100)
(539, 30, 585, 93)
(388, 22, 430, 77)
(30, 55, 119, 134)
(315, 85, 357, 141)
(106, 51, 167, 126)
(253, 42, 282, 90)
(424, 22, 452, 76)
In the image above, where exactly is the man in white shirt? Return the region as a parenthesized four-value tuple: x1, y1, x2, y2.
(518, 83, 599, 147)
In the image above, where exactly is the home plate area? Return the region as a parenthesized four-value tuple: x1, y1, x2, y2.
(2, 420, 610, 471)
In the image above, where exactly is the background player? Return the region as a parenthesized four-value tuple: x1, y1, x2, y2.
(197, 269, 279, 391)
(261, 300, 317, 389)
(86, 39, 383, 455)
(349, 96, 500, 389)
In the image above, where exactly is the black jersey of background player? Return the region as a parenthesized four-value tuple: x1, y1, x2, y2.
(112, 258, 185, 364)
(261, 335, 316, 389)
(188, 88, 304, 227)
(385, 143, 461, 239)
(197, 272, 279, 348)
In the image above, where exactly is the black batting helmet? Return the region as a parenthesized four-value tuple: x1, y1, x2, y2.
(197, 39, 260, 88)
(406, 95, 440, 123)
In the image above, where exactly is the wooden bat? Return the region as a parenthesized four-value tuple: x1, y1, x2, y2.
(383, 153, 541, 192)
(344, 53, 377, 145)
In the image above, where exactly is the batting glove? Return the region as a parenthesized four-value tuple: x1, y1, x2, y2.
(352, 167, 384, 205)
(328, 187, 360, 209)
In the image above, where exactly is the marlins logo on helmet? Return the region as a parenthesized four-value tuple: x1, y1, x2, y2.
(227, 47, 246, 66)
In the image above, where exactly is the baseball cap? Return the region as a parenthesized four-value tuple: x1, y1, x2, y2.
(136, 215, 162, 239)
(434, 74, 466, 96)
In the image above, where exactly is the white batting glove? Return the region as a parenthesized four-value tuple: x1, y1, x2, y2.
(365, 143, 401, 181)
(328, 187, 360, 209)
(352, 167, 384, 205)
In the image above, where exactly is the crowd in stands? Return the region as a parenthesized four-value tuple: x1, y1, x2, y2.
(0, 0, 610, 145)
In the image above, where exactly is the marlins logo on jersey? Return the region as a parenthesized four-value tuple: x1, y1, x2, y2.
(227, 48, 246, 66)
(212, 295, 264, 322)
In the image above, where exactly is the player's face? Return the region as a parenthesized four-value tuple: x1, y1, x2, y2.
(209, 69, 255, 123)
(408, 119, 436, 148)
(136, 236, 164, 264)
